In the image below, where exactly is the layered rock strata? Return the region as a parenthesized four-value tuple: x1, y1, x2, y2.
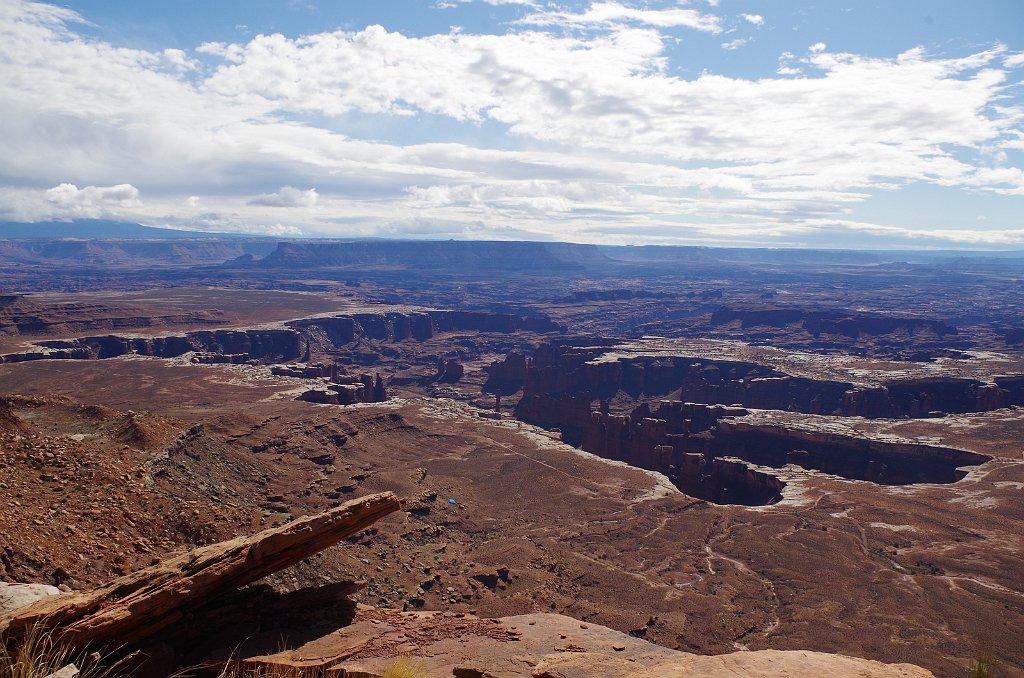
(510, 343, 1024, 421)
(0, 310, 563, 366)
(581, 401, 991, 503)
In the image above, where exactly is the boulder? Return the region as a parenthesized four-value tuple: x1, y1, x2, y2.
(0, 582, 62, 615)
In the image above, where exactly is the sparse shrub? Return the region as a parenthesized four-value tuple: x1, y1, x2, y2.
(969, 652, 997, 678)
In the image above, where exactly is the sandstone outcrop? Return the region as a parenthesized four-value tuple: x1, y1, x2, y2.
(0, 310, 563, 366)
(530, 647, 935, 678)
(298, 371, 388, 405)
(0, 293, 225, 338)
(229, 609, 933, 678)
(509, 342, 1023, 423)
(434, 359, 465, 383)
(11, 329, 302, 363)
(0, 397, 27, 433)
(0, 492, 400, 650)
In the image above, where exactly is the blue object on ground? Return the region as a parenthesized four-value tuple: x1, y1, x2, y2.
(448, 498, 457, 505)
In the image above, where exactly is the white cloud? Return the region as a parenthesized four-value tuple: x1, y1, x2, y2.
(1004, 52, 1024, 68)
(0, 0, 1022, 248)
(438, 0, 539, 7)
(517, 2, 723, 33)
(0, 182, 140, 222)
(721, 38, 748, 50)
(45, 182, 141, 214)
(248, 186, 319, 207)
(161, 48, 197, 71)
(740, 13, 764, 26)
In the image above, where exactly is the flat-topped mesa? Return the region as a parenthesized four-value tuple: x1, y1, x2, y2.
(841, 378, 1011, 418)
(0, 492, 401, 652)
(245, 240, 609, 272)
(510, 342, 1023, 426)
(0, 309, 564, 366)
(19, 329, 302, 364)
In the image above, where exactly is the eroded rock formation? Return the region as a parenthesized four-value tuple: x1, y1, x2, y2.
(582, 400, 991, 502)
(710, 305, 958, 339)
(509, 342, 1024, 423)
(0, 397, 27, 433)
(0, 310, 563, 366)
(297, 369, 388, 405)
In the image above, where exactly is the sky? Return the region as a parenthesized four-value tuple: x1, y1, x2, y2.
(1, 0, 1023, 249)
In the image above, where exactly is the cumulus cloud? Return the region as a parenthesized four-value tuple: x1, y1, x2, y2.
(0, 0, 1022, 248)
(247, 186, 319, 208)
(0, 182, 141, 222)
(45, 183, 141, 214)
(740, 13, 764, 26)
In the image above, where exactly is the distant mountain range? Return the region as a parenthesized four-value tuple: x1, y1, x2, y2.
(0, 221, 1021, 273)
(0, 220, 239, 239)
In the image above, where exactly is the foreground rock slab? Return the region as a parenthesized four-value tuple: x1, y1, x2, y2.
(531, 648, 935, 678)
(238, 608, 933, 678)
(0, 492, 400, 650)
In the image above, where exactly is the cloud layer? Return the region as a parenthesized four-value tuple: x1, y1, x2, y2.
(0, 0, 1022, 247)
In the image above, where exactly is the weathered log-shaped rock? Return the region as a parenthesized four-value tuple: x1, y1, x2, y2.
(0, 492, 400, 651)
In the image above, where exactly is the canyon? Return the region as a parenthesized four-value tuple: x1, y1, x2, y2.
(0, 238, 1022, 677)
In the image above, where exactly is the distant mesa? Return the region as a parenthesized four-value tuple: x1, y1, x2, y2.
(0, 220, 235, 239)
(238, 240, 610, 272)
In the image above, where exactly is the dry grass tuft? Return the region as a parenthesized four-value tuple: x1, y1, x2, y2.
(0, 623, 135, 678)
(381, 656, 429, 678)
(2, 629, 430, 678)
(214, 656, 427, 678)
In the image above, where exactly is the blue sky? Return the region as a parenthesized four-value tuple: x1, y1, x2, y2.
(1, 0, 1023, 248)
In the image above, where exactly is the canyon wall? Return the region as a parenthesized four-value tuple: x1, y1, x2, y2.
(509, 343, 1024, 421)
(582, 401, 991, 491)
(709, 306, 958, 338)
(0, 310, 563, 366)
